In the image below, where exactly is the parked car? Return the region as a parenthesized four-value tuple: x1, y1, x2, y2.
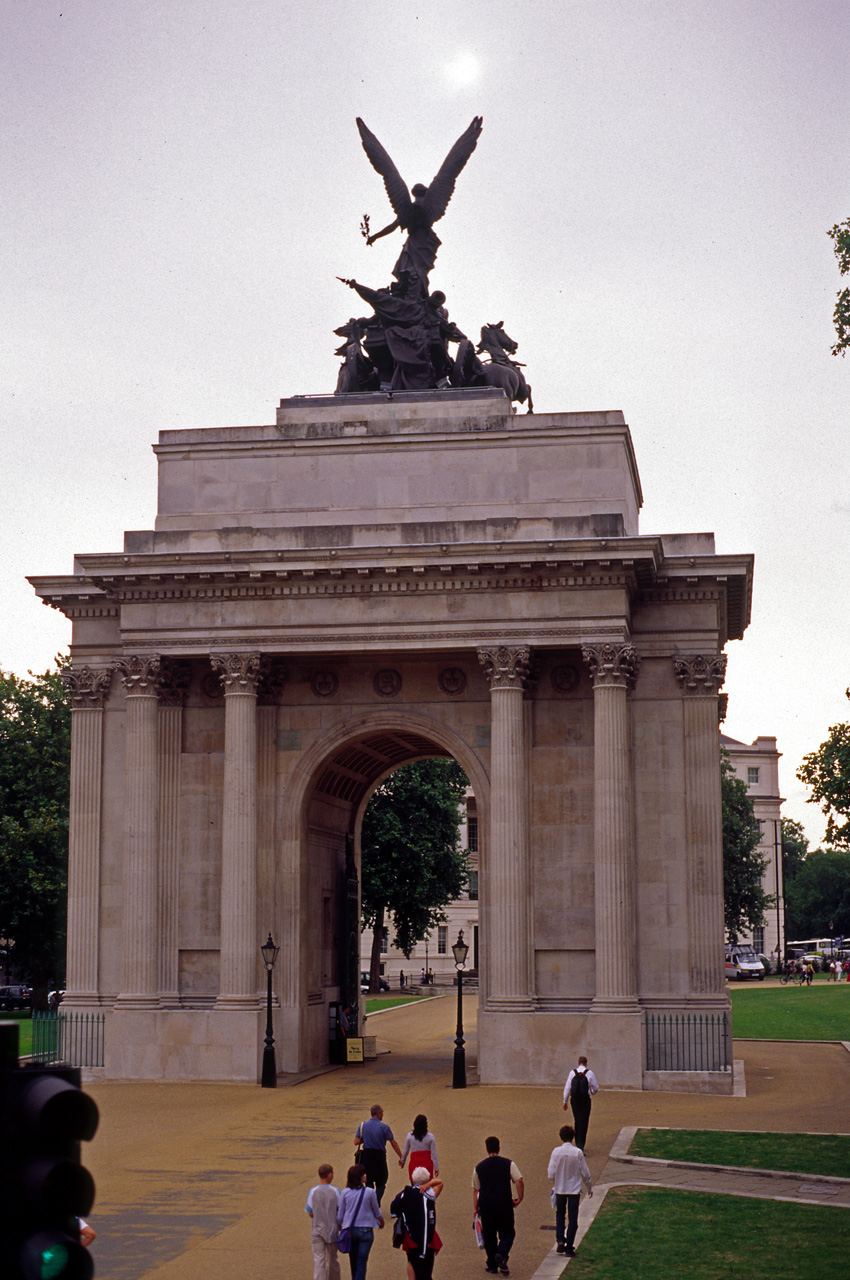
(0, 984, 32, 1010)
(360, 972, 390, 992)
(725, 946, 765, 981)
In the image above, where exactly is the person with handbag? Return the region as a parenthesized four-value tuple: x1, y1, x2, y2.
(354, 1103, 403, 1204)
(337, 1164, 384, 1280)
(390, 1166, 443, 1280)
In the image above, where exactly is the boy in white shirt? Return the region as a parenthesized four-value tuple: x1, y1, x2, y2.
(306, 1163, 341, 1280)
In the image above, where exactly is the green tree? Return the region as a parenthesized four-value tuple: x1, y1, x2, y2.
(0, 662, 71, 998)
(360, 758, 469, 991)
(781, 817, 809, 888)
(797, 689, 850, 849)
(784, 849, 850, 940)
(721, 751, 771, 943)
(828, 219, 850, 357)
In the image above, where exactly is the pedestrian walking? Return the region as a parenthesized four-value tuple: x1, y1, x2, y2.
(472, 1136, 523, 1276)
(390, 1166, 443, 1280)
(400, 1114, 439, 1178)
(400, 969, 406, 988)
(337, 1164, 384, 1280)
(563, 1056, 599, 1150)
(547, 1124, 592, 1257)
(306, 1163, 341, 1280)
(354, 1104, 403, 1205)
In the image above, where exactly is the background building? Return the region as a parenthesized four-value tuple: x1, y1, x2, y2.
(721, 734, 785, 961)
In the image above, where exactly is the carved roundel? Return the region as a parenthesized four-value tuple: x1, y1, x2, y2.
(551, 664, 580, 694)
(438, 667, 467, 695)
(311, 671, 339, 698)
(200, 671, 224, 702)
(373, 668, 402, 697)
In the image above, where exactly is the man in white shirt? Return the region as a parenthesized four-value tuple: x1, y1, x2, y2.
(562, 1055, 599, 1150)
(547, 1125, 592, 1257)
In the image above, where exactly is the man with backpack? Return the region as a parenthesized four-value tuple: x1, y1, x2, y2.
(562, 1056, 599, 1150)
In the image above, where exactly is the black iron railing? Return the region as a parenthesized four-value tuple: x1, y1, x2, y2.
(31, 1011, 105, 1068)
(644, 1012, 730, 1072)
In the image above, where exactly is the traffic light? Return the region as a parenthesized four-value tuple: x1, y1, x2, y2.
(1, 1039, 99, 1280)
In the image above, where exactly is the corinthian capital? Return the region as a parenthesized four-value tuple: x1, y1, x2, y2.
(114, 654, 161, 695)
(581, 642, 640, 689)
(157, 660, 192, 707)
(210, 652, 262, 694)
(62, 665, 113, 708)
(674, 653, 727, 696)
(477, 645, 532, 691)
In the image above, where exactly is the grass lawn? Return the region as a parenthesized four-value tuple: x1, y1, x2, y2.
(364, 995, 426, 1014)
(730, 983, 850, 1040)
(565, 1187, 850, 1279)
(630, 1128, 850, 1176)
(1, 1012, 33, 1057)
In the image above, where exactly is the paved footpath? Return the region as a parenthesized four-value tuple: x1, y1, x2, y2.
(81, 997, 850, 1280)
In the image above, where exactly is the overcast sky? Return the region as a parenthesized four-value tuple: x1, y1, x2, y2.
(3, 1, 848, 844)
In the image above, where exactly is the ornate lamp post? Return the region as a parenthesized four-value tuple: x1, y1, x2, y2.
(260, 932, 280, 1088)
(451, 929, 469, 1088)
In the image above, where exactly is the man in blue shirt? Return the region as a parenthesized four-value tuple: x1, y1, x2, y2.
(355, 1104, 403, 1205)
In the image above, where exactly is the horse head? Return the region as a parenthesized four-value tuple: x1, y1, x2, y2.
(478, 322, 518, 357)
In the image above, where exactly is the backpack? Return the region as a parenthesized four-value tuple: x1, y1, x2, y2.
(570, 1069, 590, 1102)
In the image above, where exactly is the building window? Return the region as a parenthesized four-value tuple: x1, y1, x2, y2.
(747, 767, 760, 785)
(753, 927, 764, 952)
(437, 926, 447, 955)
(467, 870, 479, 901)
(381, 927, 388, 954)
(467, 815, 479, 853)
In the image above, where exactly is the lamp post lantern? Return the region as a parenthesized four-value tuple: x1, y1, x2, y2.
(260, 932, 280, 1088)
(451, 929, 469, 1088)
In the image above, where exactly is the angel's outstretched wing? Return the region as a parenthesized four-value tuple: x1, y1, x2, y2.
(423, 116, 483, 223)
(356, 118, 411, 221)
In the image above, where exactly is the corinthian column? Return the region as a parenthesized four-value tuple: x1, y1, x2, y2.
(114, 655, 161, 1006)
(581, 642, 640, 1010)
(674, 654, 727, 995)
(157, 662, 190, 1006)
(62, 666, 112, 1006)
(477, 645, 534, 1011)
(211, 653, 261, 1008)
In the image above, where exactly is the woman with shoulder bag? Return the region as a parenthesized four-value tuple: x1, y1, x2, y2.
(337, 1164, 384, 1280)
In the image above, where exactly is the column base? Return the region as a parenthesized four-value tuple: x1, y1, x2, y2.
(103, 1007, 267, 1080)
(214, 994, 263, 1012)
(591, 996, 641, 1014)
(114, 994, 159, 1010)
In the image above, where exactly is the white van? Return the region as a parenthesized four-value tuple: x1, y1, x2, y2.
(725, 946, 765, 981)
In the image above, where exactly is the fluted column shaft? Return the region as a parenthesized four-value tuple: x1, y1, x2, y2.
(478, 646, 533, 1010)
(675, 655, 727, 995)
(156, 663, 190, 1006)
(582, 643, 640, 1009)
(115, 656, 161, 1005)
(63, 667, 112, 1005)
(212, 653, 261, 1007)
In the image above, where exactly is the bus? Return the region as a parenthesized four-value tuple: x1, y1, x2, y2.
(786, 938, 837, 969)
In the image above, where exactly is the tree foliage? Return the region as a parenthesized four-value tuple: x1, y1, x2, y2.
(797, 689, 850, 849)
(784, 849, 850, 940)
(0, 663, 71, 992)
(360, 759, 469, 984)
(781, 817, 809, 888)
(828, 219, 850, 357)
(721, 751, 771, 943)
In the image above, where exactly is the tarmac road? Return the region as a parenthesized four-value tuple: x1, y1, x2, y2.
(81, 993, 850, 1280)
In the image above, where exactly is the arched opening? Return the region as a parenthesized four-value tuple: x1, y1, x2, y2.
(279, 713, 489, 1074)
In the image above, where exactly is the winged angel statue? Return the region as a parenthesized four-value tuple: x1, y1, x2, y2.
(356, 115, 483, 292)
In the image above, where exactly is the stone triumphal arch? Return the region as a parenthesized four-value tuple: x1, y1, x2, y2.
(31, 388, 752, 1089)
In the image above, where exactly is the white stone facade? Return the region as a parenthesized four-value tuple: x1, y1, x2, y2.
(721, 734, 785, 960)
(30, 389, 753, 1088)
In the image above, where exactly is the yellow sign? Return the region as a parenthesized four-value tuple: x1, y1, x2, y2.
(346, 1037, 365, 1064)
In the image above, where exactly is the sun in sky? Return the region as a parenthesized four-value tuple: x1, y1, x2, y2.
(444, 51, 481, 86)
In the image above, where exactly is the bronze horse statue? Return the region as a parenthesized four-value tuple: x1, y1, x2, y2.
(452, 322, 533, 412)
